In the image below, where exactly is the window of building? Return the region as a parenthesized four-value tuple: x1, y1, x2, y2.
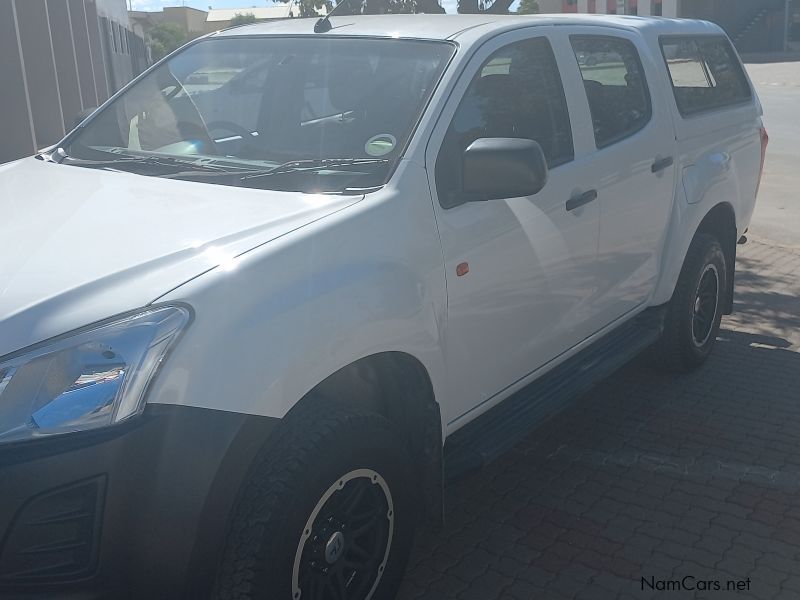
(660, 36, 752, 116)
(570, 35, 651, 148)
(435, 37, 574, 208)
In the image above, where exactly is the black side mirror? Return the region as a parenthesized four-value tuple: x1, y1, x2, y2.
(73, 107, 97, 130)
(462, 138, 548, 202)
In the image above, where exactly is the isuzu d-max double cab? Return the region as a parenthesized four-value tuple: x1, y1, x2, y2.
(0, 13, 765, 600)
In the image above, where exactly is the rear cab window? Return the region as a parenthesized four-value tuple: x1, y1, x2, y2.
(570, 35, 652, 149)
(660, 36, 752, 116)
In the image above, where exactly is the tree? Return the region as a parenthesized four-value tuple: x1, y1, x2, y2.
(230, 12, 258, 26)
(516, 0, 539, 14)
(148, 22, 187, 62)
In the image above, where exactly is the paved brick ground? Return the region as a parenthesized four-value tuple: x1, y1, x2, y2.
(399, 238, 800, 600)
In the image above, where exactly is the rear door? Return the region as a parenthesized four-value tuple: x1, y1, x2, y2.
(567, 31, 677, 324)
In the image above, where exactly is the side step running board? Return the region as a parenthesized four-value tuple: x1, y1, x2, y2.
(443, 306, 666, 481)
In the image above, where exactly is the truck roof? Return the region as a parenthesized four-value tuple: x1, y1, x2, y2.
(215, 13, 725, 42)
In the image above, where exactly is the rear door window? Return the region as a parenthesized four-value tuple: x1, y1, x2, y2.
(660, 36, 752, 116)
(570, 36, 652, 149)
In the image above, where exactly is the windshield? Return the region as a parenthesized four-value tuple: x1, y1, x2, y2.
(63, 36, 454, 194)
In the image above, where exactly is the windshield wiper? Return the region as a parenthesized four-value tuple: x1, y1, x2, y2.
(243, 158, 390, 180)
(57, 149, 232, 173)
(161, 158, 391, 181)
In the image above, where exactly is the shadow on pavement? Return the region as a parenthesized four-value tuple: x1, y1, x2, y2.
(729, 251, 800, 343)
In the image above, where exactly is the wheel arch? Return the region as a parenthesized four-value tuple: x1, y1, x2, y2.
(289, 351, 445, 528)
(655, 200, 738, 314)
(189, 352, 444, 596)
(694, 202, 737, 314)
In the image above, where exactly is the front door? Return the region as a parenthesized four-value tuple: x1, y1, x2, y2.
(427, 30, 602, 428)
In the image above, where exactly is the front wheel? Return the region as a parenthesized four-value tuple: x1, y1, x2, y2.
(213, 406, 416, 600)
(651, 233, 727, 372)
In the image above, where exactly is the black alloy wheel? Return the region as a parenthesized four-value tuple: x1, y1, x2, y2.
(293, 469, 394, 600)
(691, 263, 720, 348)
(213, 405, 416, 600)
(650, 233, 727, 372)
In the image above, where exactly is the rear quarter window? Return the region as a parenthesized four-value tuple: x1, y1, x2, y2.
(660, 36, 752, 117)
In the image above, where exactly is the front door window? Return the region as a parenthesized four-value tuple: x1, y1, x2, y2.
(435, 37, 573, 209)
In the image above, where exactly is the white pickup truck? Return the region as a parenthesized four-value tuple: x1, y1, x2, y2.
(0, 13, 766, 600)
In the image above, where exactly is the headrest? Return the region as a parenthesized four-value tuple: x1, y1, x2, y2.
(327, 56, 374, 111)
(473, 73, 514, 100)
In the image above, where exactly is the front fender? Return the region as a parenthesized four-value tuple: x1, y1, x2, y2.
(146, 162, 448, 426)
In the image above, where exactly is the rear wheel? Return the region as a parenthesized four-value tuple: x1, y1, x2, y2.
(213, 405, 416, 600)
(651, 233, 727, 372)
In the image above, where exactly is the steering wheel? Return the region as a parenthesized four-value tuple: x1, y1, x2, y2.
(206, 120, 258, 142)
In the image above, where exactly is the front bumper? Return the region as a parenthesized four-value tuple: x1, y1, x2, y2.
(0, 404, 279, 599)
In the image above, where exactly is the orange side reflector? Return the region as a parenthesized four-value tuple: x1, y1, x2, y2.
(456, 262, 469, 277)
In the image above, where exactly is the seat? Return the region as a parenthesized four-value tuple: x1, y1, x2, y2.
(472, 74, 519, 139)
(583, 79, 613, 141)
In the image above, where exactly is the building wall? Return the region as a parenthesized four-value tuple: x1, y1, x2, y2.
(131, 7, 209, 37)
(163, 7, 208, 34)
(536, 0, 565, 12)
(568, 0, 787, 51)
(96, 0, 129, 22)
(570, 0, 674, 16)
(0, 0, 148, 164)
(203, 7, 297, 33)
(204, 18, 276, 34)
(680, 0, 787, 52)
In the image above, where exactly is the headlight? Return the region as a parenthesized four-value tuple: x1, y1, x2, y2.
(0, 306, 190, 444)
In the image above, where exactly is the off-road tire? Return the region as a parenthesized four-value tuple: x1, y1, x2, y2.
(213, 403, 416, 600)
(651, 233, 727, 372)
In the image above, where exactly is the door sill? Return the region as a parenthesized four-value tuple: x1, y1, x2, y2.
(443, 305, 666, 482)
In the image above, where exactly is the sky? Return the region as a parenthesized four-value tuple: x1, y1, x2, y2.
(128, 0, 488, 18)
